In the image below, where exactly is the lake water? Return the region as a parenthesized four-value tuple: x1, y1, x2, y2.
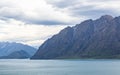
(0, 59, 120, 75)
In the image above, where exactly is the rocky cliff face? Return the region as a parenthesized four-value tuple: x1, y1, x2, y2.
(31, 15, 120, 59)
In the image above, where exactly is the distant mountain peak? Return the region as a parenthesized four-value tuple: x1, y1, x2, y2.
(80, 19, 93, 24)
(100, 15, 113, 20)
(0, 42, 37, 59)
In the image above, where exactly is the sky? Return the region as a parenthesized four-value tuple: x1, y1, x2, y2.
(0, 0, 120, 48)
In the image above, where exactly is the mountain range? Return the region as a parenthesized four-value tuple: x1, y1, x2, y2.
(0, 42, 37, 59)
(31, 15, 120, 59)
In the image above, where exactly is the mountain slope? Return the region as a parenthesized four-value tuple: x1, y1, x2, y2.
(0, 42, 37, 58)
(31, 15, 120, 59)
(0, 50, 30, 59)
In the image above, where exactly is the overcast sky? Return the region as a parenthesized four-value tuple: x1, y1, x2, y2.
(0, 0, 120, 48)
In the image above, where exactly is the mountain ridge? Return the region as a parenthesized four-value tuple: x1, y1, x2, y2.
(31, 15, 120, 59)
(0, 42, 37, 59)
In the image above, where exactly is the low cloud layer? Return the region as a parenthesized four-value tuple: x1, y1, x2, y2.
(0, 19, 67, 48)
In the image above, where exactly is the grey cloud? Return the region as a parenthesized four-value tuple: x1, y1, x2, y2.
(0, 2, 74, 25)
(26, 20, 68, 25)
(47, 0, 119, 19)
(46, 0, 79, 8)
(0, 7, 68, 25)
(0, 7, 25, 21)
(70, 8, 117, 19)
(0, 16, 69, 25)
(47, 0, 114, 8)
(52, 0, 77, 8)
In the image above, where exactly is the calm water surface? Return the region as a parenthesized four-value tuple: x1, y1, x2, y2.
(0, 59, 120, 75)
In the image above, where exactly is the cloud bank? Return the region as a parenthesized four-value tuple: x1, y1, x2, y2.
(0, 0, 80, 25)
(0, 0, 120, 25)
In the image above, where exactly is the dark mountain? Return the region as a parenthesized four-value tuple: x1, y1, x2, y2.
(31, 15, 120, 59)
(0, 42, 37, 58)
(0, 50, 30, 59)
